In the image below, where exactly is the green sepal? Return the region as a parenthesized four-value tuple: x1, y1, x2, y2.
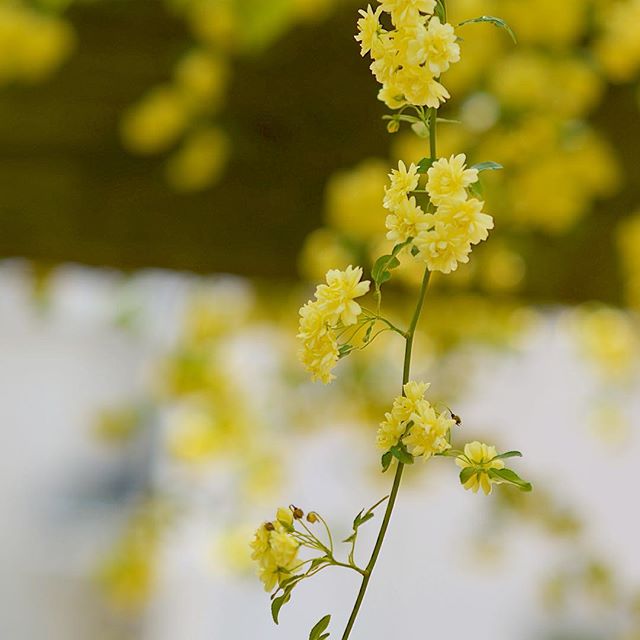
(458, 15, 517, 43)
(390, 442, 414, 465)
(381, 450, 393, 472)
(459, 467, 476, 485)
(489, 467, 532, 492)
(471, 161, 503, 173)
(309, 615, 331, 640)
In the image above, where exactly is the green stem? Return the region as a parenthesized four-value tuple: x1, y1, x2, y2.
(339, 267, 432, 640)
(429, 106, 437, 159)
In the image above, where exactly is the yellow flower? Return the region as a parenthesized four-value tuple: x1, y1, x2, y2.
(423, 17, 460, 75)
(250, 512, 300, 592)
(315, 265, 371, 326)
(436, 197, 494, 245)
(398, 67, 450, 108)
(377, 410, 405, 451)
(297, 300, 340, 384)
(379, 0, 437, 27)
(376, 380, 453, 458)
(456, 442, 504, 495)
(355, 5, 384, 57)
(415, 222, 472, 274)
(383, 160, 420, 210)
(403, 399, 453, 459)
(426, 154, 478, 205)
(385, 196, 429, 243)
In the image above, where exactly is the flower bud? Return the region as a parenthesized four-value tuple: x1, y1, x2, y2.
(264, 522, 275, 531)
(386, 119, 400, 133)
(306, 512, 318, 523)
(291, 506, 304, 520)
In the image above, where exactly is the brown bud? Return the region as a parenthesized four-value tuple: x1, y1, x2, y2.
(306, 512, 318, 524)
(292, 507, 304, 520)
(264, 522, 275, 531)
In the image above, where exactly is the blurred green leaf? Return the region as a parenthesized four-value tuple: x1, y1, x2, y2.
(458, 16, 517, 43)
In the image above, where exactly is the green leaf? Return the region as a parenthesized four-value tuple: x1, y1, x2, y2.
(436, 117, 461, 124)
(417, 157, 434, 174)
(489, 468, 532, 492)
(309, 614, 331, 640)
(459, 467, 476, 485)
(468, 181, 484, 198)
(271, 591, 291, 624)
(471, 161, 503, 173)
(491, 450, 522, 461)
(363, 322, 374, 344)
(390, 443, 414, 465)
(371, 240, 410, 288)
(338, 344, 353, 358)
(372, 253, 400, 286)
(458, 15, 517, 43)
(410, 244, 420, 257)
(381, 450, 393, 472)
(434, 0, 446, 22)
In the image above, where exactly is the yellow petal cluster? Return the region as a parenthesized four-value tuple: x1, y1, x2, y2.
(356, 2, 460, 109)
(298, 266, 370, 383)
(250, 508, 300, 592)
(455, 441, 504, 495)
(414, 154, 493, 274)
(377, 380, 454, 459)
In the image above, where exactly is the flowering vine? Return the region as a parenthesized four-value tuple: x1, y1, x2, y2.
(251, 2, 531, 638)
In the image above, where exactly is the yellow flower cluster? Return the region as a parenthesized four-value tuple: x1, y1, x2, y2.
(456, 441, 504, 495)
(297, 265, 370, 383)
(383, 155, 494, 273)
(376, 381, 454, 458)
(356, 1, 460, 109)
(595, 0, 640, 82)
(250, 508, 300, 591)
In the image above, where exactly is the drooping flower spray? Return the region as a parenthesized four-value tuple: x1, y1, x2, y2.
(251, 2, 531, 638)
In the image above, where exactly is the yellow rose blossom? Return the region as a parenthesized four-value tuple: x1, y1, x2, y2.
(297, 300, 340, 384)
(379, 0, 437, 27)
(355, 5, 384, 57)
(385, 196, 429, 243)
(415, 223, 472, 274)
(426, 154, 479, 205)
(383, 160, 420, 210)
(456, 442, 505, 495)
(436, 197, 494, 245)
(298, 266, 370, 383)
(250, 510, 301, 592)
(403, 399, 453, 459)
(376, 381, 452, 458)
(315, 265, 371, 327)
(399, 67, 450, 108)
(423, 16, 460, 75)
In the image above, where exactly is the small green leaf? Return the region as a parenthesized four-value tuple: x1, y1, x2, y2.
(459, 467, 476, 485)
(338, 344, 353, 359)
(471, 161, 503, 173)
(342, 532, 356, 544)
(410, 244, 420, 257)
(310, 557, 329, 570)
(381, 450, 393, 472)
(458, 15, 517, 43)
(491, 450, 522, 461)
(434, 0, 446, 22)
(489, 468, 532, 491)
(468, 181, 484, 198)
(417, 157, 435, 174)
(271, 591, 291, 624)
(363, 322, 374, 344)
(390, 443, 414, 465)
(309, 614, 331, 640)
(372, 253, 400, 286)
(436, 117, 461, 124)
